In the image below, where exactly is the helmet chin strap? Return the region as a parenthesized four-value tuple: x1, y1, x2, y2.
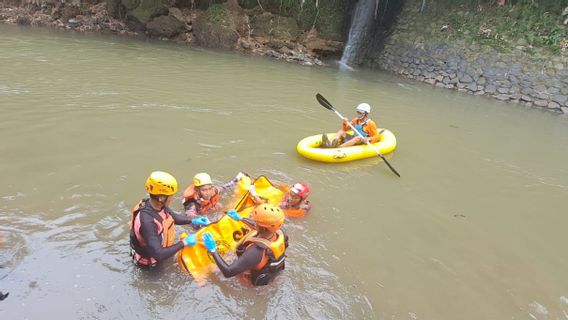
(152, 195, 168, 210)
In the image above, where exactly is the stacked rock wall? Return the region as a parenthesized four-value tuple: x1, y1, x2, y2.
(367, 0, 568, 113)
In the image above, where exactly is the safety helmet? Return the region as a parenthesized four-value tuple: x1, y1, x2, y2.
(356, 103, 371, 114)
(290, 183, 310, 198)
(250, 204, 285, 232)
(145, 171, 178, 196)
(193, 172, 212, 187)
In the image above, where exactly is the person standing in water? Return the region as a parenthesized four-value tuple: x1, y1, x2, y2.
(182, 172, 246, 219)
(201, 204, 288, 286)
(130, 171, 209, 269)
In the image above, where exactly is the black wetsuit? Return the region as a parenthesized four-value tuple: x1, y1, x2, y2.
(211, 217, 288, 283)
(210, 217, 264, 277)
(211, 244, 265, 278)
(133, 202, 195, 263)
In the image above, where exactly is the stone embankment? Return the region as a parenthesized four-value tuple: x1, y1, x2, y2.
(368, 1, 568, 114)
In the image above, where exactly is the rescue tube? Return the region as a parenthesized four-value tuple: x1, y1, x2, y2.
(177, 176, 284, 282)
(296, 129, 397, 163)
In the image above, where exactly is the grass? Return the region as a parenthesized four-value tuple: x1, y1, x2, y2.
(428, 0, 568, 54)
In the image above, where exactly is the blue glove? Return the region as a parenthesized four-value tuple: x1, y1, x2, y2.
(202, 232, 217, 252)
(182, 233, 197, 246)
(227, 209, 242, 221)
(192, 216, 210, 226)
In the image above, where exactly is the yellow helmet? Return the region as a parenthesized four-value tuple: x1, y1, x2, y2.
(250, 204, 285, 232)
(193, 172, 212, 187)
(145, 171, 178, 196)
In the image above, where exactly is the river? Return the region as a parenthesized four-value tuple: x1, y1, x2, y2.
(1, 24, 567, 319)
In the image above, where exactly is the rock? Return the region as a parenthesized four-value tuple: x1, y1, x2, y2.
(497, 87, 509, 94)
(466, 82, 478, 91)
(127, 0, 169, 26)
(303, 37, 343, 59)
(520, 95, 533, 102)
(459, 74, 473, 83)
(495, 94, 510, 101)
(547, 87, 560, 94)
(552, 95, 567, 104)
(486, 84, 497, 94)
(534, 100, 549, 107)
(521, 87, 534, 95)
(146, 15, 184, 38)
(193, 3, 247, 50)
(548, 101, 561, 109)
(168, 7, 185, 23)
(561, 107, 568, 114)
(251, 13, 299, 40)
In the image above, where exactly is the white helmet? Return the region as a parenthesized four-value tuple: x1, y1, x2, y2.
(356, 103, 371, 114)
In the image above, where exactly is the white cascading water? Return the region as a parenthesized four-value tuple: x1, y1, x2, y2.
(339, 0, 377, 68)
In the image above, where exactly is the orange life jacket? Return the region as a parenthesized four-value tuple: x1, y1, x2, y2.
(276, 183, 311, 217)
(236, 229, 287, 286)
(182, 185, 221, 214)
(129, 199, 176, 266)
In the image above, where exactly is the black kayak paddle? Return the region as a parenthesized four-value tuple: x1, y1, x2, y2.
(316, 93, 401, 177)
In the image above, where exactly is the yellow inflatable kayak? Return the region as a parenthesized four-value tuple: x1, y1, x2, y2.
(296, 129, 397, 163)
(177, 176, 284, 282)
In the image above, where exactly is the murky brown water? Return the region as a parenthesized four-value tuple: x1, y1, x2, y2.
(1, 24, 567, 319)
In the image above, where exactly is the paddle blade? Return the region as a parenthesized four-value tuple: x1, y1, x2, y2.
(316, 93, 335, 111)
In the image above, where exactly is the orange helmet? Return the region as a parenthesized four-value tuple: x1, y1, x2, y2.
(250, 204, 285, 232)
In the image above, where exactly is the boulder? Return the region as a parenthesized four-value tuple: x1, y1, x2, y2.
(146, 15, 185, 37)
(251, 13, 299, 40)
(193, 3, 248, 50)
(127, 0, 168, 27)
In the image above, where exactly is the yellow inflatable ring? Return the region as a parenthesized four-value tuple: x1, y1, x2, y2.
(296, 129, 397, 163)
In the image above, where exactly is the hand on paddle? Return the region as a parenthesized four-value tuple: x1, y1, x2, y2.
(202, 232, 217, 252)
(316, 93, 401, 178)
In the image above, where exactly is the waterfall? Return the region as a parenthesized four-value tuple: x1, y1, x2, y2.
(340, 0, 377, 67)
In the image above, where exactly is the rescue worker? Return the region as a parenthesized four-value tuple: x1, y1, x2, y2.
(201, 204, 288, 286)
(130, 171, 210, 269)
(249, 181, 312, 217)
(278, 183, 311, 217)
(182, 172, 245, 218)
(321, 102, 380, 148)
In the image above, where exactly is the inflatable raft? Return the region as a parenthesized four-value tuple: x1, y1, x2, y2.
(177, 176, 284, 281)
(296, 129, 397, 163)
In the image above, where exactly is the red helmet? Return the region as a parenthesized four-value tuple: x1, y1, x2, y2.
(290, 183, 310, 198)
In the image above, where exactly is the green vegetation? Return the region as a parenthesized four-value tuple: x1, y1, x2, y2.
(430, 0, 568, 54)
(203, 3, 228, 24)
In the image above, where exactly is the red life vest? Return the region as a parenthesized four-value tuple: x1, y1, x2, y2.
(129, 199, 176, 266)
(182, 185, 221, 214)
(236, 230, 287, 286)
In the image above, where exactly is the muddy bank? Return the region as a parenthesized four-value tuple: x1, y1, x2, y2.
(0, 0, 346, 66)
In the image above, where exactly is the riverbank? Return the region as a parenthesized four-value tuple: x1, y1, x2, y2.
(0, 0, 344, 66)
(367, 0, 568, 114)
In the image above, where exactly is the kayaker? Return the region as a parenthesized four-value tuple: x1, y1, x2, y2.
(130, 171, 210, 269)
(321, 102, 380, 148)
(182, 172, 246, 219)
(201, 204, 288, 286)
